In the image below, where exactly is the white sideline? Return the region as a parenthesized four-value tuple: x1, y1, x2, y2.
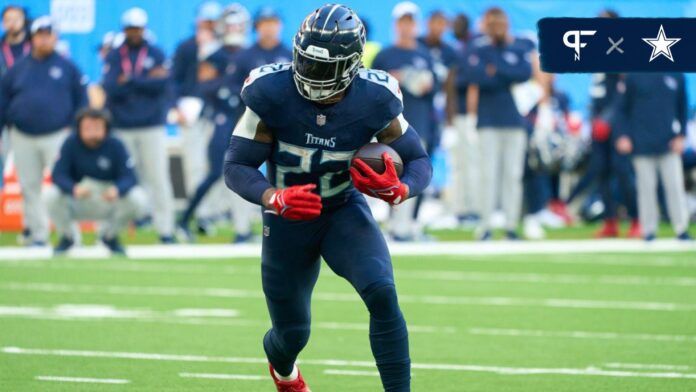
(179, 372, 265, 381)
(35, 375, 130, 384)
(6, 347, 696, 380)
(4, 282, 696, 312)
(0, 239, 695, 260)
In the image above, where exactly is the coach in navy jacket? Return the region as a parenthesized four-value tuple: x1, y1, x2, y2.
(461, 7, 532, 240)
(101, 7, 176, 242)
(44, 108, 147, 254)
(0, 16, 87, 246)
(615, 73, 691, 240)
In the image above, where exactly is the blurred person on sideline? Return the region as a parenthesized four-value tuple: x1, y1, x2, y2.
(0, 16, 87, 246)
(615, 73, 692, 241)
(170, 1, 223, 229)
(463, 7, 532, 240)
(373, 1, 437, 241)
(102, 7, 176, 243)
(0, 5, 30, 197)
(449, 12, 483, 227)
(43, 108, 147, 255)
(563, 9, 640, 238)
(177, 3, 255, 243)
(234, 6, 291, 80)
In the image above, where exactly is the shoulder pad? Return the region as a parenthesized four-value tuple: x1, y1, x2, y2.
(358, 68, 402, 103)
(242, 62, 292, 92)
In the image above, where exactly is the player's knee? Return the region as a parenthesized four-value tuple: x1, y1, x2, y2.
(361, 284, 402, 320)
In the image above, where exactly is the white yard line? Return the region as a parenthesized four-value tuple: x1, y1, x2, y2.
(8, 347, 696, 380)
(468, 328, 696, 343)
(603, 363, 691, 371)
(324, 369, 381, 377)
(3, 282, 696, 312)
(35, 375, 130, 384)
(3, 259, 695, 287)
(1, 239, 695, 260)
(179, 372, 265, 381)
(0, 304, 454, 334)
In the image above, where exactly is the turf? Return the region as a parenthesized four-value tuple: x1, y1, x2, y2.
(0, 251, 695, 391)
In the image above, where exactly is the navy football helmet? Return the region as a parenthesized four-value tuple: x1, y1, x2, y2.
(293, 4, 366, 101)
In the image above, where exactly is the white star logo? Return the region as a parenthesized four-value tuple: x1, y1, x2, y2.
(642, 25, 681, 62)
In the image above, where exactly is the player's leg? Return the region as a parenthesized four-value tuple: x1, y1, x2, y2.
(500, 129, 527, 233)
(321, 195, 410, 392)
(632, 156, 659, 237)
(179, 122, 228, 229)
(104, 186, 148, 239)
(10, 129, 47, 244)
(261, 212, 323, 377)
(478, 128, 502, 234)
(657, 153, 690, 236)
(138, 127, 176, 239)
(41, 184, 73, 239)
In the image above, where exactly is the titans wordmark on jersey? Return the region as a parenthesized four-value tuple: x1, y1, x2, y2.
(238, 63, 405, 207)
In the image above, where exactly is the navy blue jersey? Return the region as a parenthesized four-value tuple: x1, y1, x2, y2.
(590, 73, 622, 120)
(170, 36, 199, 99)
(464, 36, 533, 129)
(0, 52, 87, 135)
(417, 37, 457, 84)
(102, 42, 170, 129)
(0, 39, 31, 77)
(235, 43, 292, 83)
(52, 133, 138, 196)
(240, 64, 403, 208)
(198, 48, 245, 121)
(617, 73, 687, 155)
(372, 46, 436, 145)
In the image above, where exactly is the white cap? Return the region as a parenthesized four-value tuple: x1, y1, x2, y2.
(197, 1, 223, 21)
(122, 7, 148, 29)
(392, 1, 420, 20)
(30, 15, 55, 35)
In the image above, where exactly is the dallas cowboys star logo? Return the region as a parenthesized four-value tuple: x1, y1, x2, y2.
(642, 25, 681, 62)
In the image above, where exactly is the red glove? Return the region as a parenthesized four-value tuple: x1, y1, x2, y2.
(591, 118, 611, 142)
(350, 152, 408, 205)
(268, 184, 322, 220)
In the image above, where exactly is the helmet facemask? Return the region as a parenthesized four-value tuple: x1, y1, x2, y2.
(292, 42, 362, 102)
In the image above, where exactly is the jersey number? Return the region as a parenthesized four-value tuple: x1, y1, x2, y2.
(275, 141, 355, 198)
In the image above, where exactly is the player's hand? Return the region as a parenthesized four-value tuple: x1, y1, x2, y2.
(591, 118, 611, 142)
(267, 184, 322, 220)
(73, 185, 91, 199)
(102, 186, 119, 202)
(148, 66, 168, 79)
(350, 152, 409, 206)
(670, 136, 685, 154)
(615, 136, 633, 154)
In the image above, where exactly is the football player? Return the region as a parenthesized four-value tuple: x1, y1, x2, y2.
(224, 4, 432, 391)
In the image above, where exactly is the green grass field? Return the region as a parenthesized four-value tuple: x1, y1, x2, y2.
(1, 250, 695, 391)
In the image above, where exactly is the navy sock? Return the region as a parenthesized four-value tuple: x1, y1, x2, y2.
(362, 284, 411, 392)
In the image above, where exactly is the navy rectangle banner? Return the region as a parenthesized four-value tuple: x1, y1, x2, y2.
(538, 18, 696, 73)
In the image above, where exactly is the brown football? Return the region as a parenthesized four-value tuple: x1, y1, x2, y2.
(352, 142, 404, 177)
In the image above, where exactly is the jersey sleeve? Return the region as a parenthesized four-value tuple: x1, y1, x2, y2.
(358, 68, 404, 130)
(240, 63, 291, 124)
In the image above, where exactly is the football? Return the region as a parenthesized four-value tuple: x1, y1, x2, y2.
(352, 142, 404, 177)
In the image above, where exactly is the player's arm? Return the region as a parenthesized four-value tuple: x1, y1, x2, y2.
(351, 115, 432, 205)
(224, 107, 322, 220)
(377, 115, 433, 199)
